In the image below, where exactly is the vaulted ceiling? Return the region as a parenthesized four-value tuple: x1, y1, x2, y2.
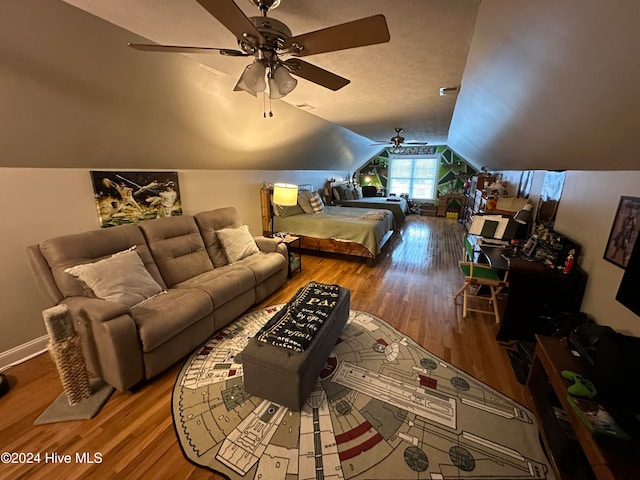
(3, 0, 640, 171)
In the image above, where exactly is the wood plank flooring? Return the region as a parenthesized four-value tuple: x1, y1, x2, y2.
(0, 215, 527, 479)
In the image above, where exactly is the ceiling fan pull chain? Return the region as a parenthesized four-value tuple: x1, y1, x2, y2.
(263, 92, 266, 118)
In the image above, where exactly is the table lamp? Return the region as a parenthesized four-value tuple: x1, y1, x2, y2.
(272, 183, 298, 236)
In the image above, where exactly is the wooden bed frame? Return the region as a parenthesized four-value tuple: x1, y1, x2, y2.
(260, 188, 396, 266)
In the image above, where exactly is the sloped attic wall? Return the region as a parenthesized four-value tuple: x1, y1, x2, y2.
(0, 0, 381, 171)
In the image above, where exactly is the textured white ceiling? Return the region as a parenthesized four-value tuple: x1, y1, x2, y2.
(61, 0, 479, 148)
(8, 0, 640, 171)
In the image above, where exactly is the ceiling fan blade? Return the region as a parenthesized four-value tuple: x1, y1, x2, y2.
(284, 59, 350, 91)
(282, 14, 390, 57)
(128, 43, 248, 56)
(195, 0, 265, 44)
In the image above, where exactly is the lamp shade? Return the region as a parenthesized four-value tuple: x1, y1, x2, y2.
(513, 203, 533, 224)
(234, 60, 266, 96)
(273, 183, 298, 206)
(269, 65, 297, 99)
(268, 76, 285, 100)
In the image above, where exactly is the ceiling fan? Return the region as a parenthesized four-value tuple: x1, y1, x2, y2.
(128, 0, 390, 101)
(371, 128, 430, 151)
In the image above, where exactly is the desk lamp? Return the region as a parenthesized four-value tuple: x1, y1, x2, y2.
(271, 183, 298, 236)
(513, 203, 533, 239)
(514, 203, 533, 224)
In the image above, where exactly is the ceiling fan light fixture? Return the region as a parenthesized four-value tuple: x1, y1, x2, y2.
(272, 65, 297, 96)
(267, 65, 297, 99)
(235, 60, 267, 95)
(268, 75, 285, 99)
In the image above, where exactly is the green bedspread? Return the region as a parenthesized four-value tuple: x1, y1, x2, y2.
(273, 206, 394, 255)
(335, 197, 408, 228)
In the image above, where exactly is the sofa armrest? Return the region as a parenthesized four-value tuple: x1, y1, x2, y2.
(255, 236, 288, 261)
(61, 296, 144, 391)
(254, 236, 282, 253)
(62, 296, 130, 322)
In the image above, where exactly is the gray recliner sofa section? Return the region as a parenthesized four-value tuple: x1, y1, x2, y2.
(27, 207, 288, 392)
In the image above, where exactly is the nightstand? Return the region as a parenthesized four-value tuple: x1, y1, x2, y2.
(281, 235, 302, 277)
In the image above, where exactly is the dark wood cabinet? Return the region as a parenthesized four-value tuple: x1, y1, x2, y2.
(527, 336, 640, 479)
(497, 261, 587, 342)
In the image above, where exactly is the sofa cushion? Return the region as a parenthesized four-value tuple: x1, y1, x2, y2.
(139, 215, 214, 287)
(38, 224, 165, 298)
(175, 264, 255, 308)
(216, 225, 260, 263)
(194, 207, 243, 267)
(236, 251, 288, 284)
(64, 247, 164, 308)
(131, 288, 213, 352)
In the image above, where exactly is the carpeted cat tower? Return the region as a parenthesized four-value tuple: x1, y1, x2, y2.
(34, 305, 113, 425)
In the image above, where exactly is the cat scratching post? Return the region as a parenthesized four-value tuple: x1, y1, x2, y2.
(34, 305, 113, 425)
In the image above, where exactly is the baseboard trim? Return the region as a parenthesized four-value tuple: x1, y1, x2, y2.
(0, 336, 49, 372)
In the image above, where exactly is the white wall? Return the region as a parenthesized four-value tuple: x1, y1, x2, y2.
(496, 170, 640, 336)
(552, 171, 640, 335)
(0, 167, 337, 359)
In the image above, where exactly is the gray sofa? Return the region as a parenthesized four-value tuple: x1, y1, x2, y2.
(27, 207, 288, 392)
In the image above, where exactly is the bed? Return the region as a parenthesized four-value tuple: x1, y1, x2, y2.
(334, 197, 408, 228)
(328, 181, 409, 228)
(260, 189, 396, 265)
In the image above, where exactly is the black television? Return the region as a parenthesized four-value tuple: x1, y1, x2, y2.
(616, 235, 640, 317)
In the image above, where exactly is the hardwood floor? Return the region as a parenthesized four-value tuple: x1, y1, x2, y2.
(0, 215, 527, 479)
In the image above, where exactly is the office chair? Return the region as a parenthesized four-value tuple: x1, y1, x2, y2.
(454, 235, 509, 323)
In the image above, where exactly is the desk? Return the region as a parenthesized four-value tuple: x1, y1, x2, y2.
(527, 336, 640, 479)
(469, 235, 587, 342)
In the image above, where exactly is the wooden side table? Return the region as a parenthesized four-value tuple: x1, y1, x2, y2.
(281, 235, 301, 278)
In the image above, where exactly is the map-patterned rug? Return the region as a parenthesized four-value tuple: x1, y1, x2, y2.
(173, 306, 554, 479)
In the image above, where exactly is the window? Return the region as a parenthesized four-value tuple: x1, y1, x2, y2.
(388, 157, 438, 200)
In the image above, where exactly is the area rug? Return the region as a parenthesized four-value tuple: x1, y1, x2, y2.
(172, 306, 554, 479)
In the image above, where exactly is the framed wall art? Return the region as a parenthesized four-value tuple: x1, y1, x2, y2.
(90, 171, 182, 227)
(604, 195, 640, 268)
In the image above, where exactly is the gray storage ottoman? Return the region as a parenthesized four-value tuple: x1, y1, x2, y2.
(242, 286, 350, 410)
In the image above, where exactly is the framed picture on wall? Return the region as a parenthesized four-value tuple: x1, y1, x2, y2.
(90, 171, 182, 227)
(604, 196, 640, 268)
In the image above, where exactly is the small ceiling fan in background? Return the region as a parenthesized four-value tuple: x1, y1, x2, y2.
(371, 128, 430, 151)
(128, 0, 390, 105)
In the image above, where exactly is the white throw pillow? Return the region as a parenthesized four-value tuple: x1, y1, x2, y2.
(217, 225, 260, 263)
(65, 246, 164, 308)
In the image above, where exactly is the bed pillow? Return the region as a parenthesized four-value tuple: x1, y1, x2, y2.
(216, 225, 260, 263)
(342, 185, 355, 200)
(64, 246, 164, 308)
(297, 190, 315, 214)
(277, 203, 305, 218)
(309, 192, 324, 213)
